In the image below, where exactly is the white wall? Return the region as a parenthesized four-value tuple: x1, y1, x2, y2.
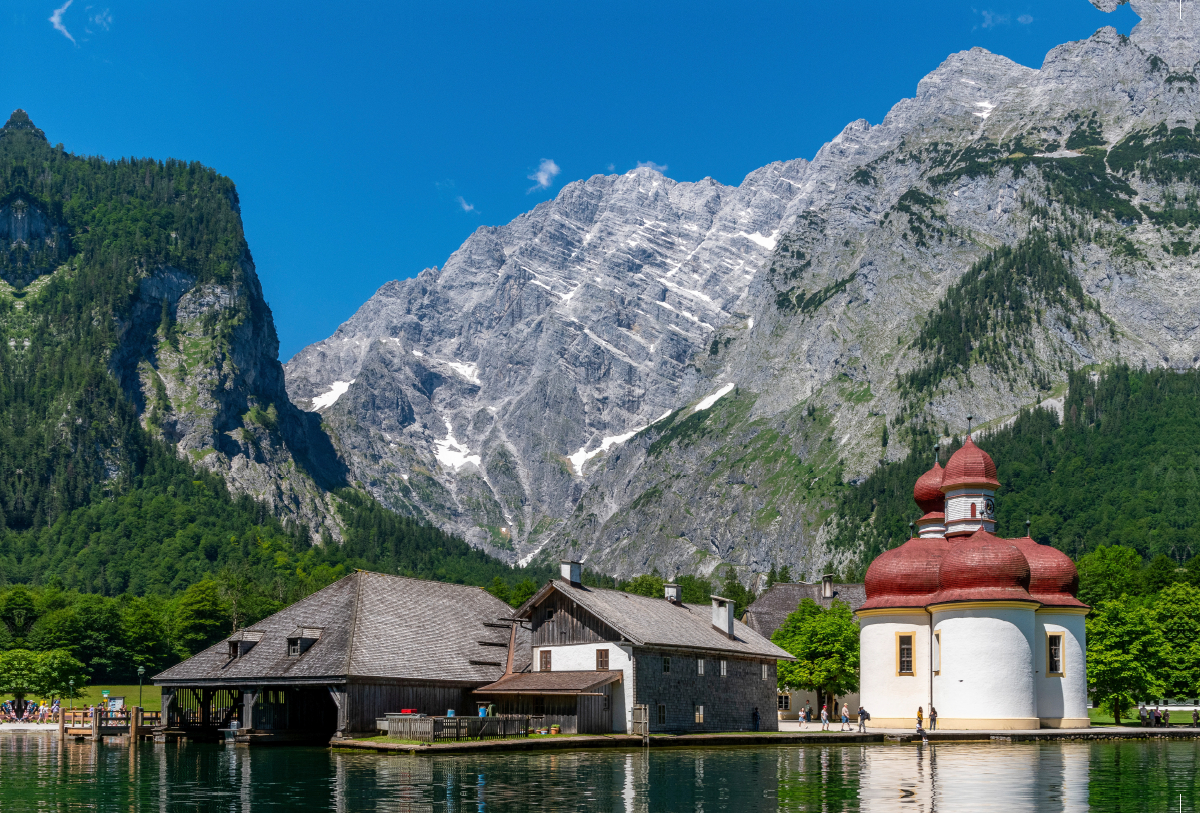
(859, 612, 930, 725)
(931, 606, 1036, 723)
(1035, 612, 1089, 723)
(533, 642, 632, 733)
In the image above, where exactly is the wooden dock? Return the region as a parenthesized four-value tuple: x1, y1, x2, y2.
(58, 708, 161, 741)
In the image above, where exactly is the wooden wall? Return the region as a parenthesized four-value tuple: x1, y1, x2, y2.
(531, 594, 621, 646)
(491, 684, 613, 735)
(345, 683, 472, 734)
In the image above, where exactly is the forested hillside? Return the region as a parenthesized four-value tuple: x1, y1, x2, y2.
(0, 110, 553, 682)
(835, 365, 1200, 579)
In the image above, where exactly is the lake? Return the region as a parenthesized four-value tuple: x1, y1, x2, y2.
(0, 735, 1197, 811)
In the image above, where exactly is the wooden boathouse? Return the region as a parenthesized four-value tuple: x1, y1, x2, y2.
(154, 571, 527, 742)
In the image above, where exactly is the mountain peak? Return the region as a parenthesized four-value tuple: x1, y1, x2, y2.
(1, 110, 48, 142)
(1093, 0, 1200, 67)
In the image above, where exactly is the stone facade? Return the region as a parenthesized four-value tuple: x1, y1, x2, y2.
(634, 647, 779, 733)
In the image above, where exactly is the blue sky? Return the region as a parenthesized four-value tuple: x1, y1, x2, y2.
(3, 0, 1138, 361)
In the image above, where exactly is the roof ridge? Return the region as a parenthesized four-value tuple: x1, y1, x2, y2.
(343, 571, 365, 676)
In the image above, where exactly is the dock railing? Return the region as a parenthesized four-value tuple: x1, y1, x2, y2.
(379, 714, 529, 743)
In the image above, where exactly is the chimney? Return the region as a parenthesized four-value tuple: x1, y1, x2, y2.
(664, 583, 682, 604)
(560, 560, 582, 586)
(821, 574, 834, 599)
(710, 595, 736, 638)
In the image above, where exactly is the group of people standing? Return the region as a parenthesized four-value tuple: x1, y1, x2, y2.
(1137, 705, 1200, 727)
(797, 702, 870, 733)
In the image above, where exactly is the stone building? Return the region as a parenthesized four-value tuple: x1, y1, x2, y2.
(477, 562, 793, 734)
(857, 437, 1090, 730)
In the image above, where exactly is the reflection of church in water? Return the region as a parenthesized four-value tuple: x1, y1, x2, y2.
(857, 437, 1090, 729)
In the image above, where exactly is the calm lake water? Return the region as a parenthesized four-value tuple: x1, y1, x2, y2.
(0, 735, 1198, 812)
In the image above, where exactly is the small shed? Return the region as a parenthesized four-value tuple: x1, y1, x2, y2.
(474, 671, 624, 734)
(154, 571, 527, 741)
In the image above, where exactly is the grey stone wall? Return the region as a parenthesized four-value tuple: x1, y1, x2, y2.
(633, 647, 779, 732)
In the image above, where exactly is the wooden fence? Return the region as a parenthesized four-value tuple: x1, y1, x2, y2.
(61, 708, 161, 738)
(379, 714, 529, 743)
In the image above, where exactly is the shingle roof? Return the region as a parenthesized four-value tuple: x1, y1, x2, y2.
(518, 580, 793, 660)
(743, 582, 866, 639)
(154, 571, 529, 685)
(475, 671, 624, 694)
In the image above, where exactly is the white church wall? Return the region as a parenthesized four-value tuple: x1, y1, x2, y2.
(930, 604, 1039, 729)
(1035, 611, 1090, 727)
(858, 611, 929, 728)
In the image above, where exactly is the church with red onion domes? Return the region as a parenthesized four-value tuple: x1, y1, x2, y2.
(856, 436, 1090, 730)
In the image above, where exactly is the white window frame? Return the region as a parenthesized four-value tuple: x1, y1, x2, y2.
(720, 659, 727, 677)
(697, 658, 705, 676)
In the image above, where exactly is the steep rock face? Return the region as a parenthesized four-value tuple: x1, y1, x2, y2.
(285, 165, 806, 555)
(110, 258, 347, 538)
(290, 0, 1200, 579)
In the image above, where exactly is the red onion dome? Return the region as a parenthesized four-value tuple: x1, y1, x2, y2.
(913, 462, 945, 514)
(1011, 536, 1088, 609)
(932, 529, 1034, 603)
(941, 436, 1000, 490)
(859, 537, 951, 610)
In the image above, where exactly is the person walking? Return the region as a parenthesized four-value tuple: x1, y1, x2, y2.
(1193, 708, 1199, 727)
(840, 704, 851, 731)
(917, 706, 924, 732)
(820, 704, 830, 731)
(857, 706, 869, 733)
(1164, 708, 1171, 727)
(929, 706, 938, 731)
(1153, 706, 1162, 727)
(1139, 704, 1149, 727)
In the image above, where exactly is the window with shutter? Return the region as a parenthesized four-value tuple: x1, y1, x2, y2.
(540, 650, 552, 671)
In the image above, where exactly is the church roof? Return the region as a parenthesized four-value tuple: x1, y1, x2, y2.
(941, 437, 1000, 489)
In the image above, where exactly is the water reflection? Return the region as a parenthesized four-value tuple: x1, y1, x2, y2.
(0, 734, 1197, 812)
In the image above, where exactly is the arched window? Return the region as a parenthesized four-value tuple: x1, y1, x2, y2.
(971, 502, 977, 518)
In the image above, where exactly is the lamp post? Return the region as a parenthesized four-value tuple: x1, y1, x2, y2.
(137, 666, 145, 709)
(68, 678, 74, 710)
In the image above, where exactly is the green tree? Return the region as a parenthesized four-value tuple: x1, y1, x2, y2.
(716, 567, 756, 618)
(677, 575, 713, 604)
(120, 597, 172, 677)
(172, 579, 228, 657)
(508, 579, 539, 608)
(1087, 597, 1163, 723)
(486, 577, 511, 605)
(0, 649, 41, 713)
(623, 573, 665, 598)
(1077, 546, 1143, 606)
(772, 599, 860, 710)
(36, 650, 87, 699)
(1140, 554, 1183, 595)
(0, 586, 39, 648)
(1150, 583, 1200, 699)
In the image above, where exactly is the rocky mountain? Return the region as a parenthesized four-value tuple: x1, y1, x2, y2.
(287, 0, 1200, 582)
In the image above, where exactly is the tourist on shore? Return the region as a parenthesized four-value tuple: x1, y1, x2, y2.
(806, 704, 814, 725)
(929, 706, 938, 731)
(1139, 705, 1148, 726)
(1193, 708, 1198, 727)
(857, 706, 869, 733)
(1153, 707, 1162, 727)
(917, 706, 924, 732)
(840, 705, 851, 731)
(820, 704, 829, 731)
(1164, 708, 1171, 727)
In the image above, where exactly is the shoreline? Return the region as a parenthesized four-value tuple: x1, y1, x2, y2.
(329, 726, 1200, 755)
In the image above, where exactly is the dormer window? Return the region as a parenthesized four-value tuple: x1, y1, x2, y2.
(226, 630, 264, 660)
(286, 627, 322, 658)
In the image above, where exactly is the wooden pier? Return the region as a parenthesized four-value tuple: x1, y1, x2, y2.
(58, 708, 161, 741)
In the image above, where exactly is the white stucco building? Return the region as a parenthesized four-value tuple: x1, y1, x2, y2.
(857, 437, 1090, 730)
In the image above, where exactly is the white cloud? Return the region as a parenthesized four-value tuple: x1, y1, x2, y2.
(973, 8, 1010, 28)
(607, 163, 616, 172)
(527, 158, 560, 192)
(636, 160, 669, 173)
(1017, 13, 1033, 24)
(457, 196, 476, 213)
(86, 8, 113, 33)
(50, 0, 75, 43)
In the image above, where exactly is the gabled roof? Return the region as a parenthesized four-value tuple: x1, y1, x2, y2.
(516, 579, 793, 660)
(155, 571, 529, 685)
(743, 582, 866, 639)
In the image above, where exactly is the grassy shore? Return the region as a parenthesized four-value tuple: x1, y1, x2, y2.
(2, 684, 162, 712)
